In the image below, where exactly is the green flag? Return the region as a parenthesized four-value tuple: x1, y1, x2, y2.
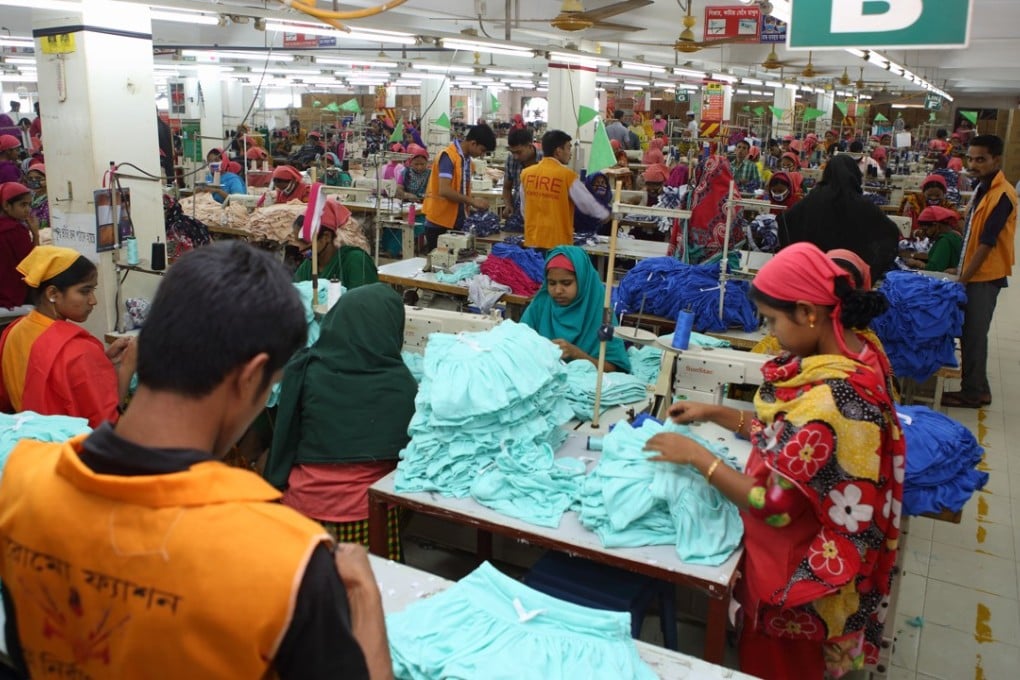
(338, 98, 361, 113)
(577, 105, 598, 127)
(753, 106, 765, 116)
(768, 106, 785, 119)
(742, 105, 751, 112)
(835, 101, 849, 116)
(873, 112, 889, 122)
(960, 110, 978, 125)
(435, 112, 451, 129)
(323, 102, 341, 113)
(389, 118, 405, 143)
(588, 121, 616, 175)
(312, 100, 322, 108)
(803, 107, 825, 122)
(490, 93, 500, 111)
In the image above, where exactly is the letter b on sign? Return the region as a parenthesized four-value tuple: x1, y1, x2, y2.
(789, 0, 971, 49)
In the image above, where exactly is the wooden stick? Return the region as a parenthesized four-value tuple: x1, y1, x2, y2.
(310, 166, 319, 309)
(718, 179, 735, 320)
(591, 178, 624, 430)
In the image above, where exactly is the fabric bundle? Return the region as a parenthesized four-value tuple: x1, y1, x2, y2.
(871, 270, 966, 381)
(434, 261, 481, 284)
(480, 256, 541, 297)
(578, 419, 743, 566)
(387, 562, 657, 680)
(562, 361, 649, 420)
(615, 256, 759, 332)
(0, 412, 91, 483)
(898, 405, 988, 516)
(490, 243, 546, 284)
(463, 211, 502, 237)
(179, 192, 249, 232)
(247, 202, 307, 242)
(395, 322, 579, 527)
(626, 345, 663, 385)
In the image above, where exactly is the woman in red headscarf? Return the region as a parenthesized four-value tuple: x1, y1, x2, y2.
(766, 171, 803, 215)
(898, 173, 961, 233)
(256, 165, 310, 207)
(644, 242, 903, 680)
(291, 198, 377, 289)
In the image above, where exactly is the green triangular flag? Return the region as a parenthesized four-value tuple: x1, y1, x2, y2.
(389, 118, 405, 143)
(323, 102, 341, 113)
(577, 105, 598, 127)
(490, 93, 500, 111)
(768, 106, 785, 119)
(753, 106, 765, 116)
(929, 112, 937, 121)
(961, 110, 978, 125)
(803, 107, 825, 122)
(834, 101, 849, 116)
(435, 112, 451, 129)
(338, 98, 361, 113)
(874, 113, 889, 122)
(587, 121, 617, 175)
(742, 105, 751, 112)
(312, 100, 321, 108)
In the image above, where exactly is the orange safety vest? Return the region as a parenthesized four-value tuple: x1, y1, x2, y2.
(422, 141, 468, 229)
(0, 436, 332, 678)
(521, 157, 578, 249)
(963, 171, 1017, 282)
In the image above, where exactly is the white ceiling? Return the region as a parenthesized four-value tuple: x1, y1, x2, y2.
(4, 0, 1019, 99)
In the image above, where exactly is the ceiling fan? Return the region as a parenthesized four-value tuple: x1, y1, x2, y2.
(624, 0, 755, 54)
(799, 52, 836, 79)
(549, 0, 652, 32)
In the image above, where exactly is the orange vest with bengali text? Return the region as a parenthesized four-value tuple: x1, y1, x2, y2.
(522, 157, 578, 249)
(423, 141, 468, 229)
(0, 436, 332, 679)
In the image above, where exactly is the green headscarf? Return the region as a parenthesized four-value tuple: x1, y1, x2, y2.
(520, 245, 631, 373)
(264, 283, 417, 488)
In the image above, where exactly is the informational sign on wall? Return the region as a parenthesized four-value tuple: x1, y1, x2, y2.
(701, 82, 725, 123)
(789, 0, 972, 50)
(50, 209, 99, 263)
(703, 5, 761, 44)
(924, 93, 944, 111)
(283, 34, 337, 48)
(760, 14, 787, 43)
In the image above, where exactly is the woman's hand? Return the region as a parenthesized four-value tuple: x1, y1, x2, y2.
(552, 339, 585, 362)
(667, 401, 718, 424)
(105, 337, 132, 364)
(643, 433, 707, 466)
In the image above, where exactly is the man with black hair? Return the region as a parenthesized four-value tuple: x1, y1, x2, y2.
(0, 242, 389, 680)
(422, 124, 495, 251)
(520, 129, 610, 249)
(605, 110, 630, 148)
(942, 134, 1017, 408)
(731, 139, 761, 193)
(501, 127, 542, 222)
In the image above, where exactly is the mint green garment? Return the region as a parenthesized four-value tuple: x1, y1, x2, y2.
(401, 351, 424, 382)
(521, 246, 631, 373)
(434, 261, 481, 283)
(563, 360, 649, 421)
(0, 412, 91, 483)
(387, 562, 658, 680)
(626, 345, 662, 385)
(293, 246, 378, 290)
(266, 282, 333, 408)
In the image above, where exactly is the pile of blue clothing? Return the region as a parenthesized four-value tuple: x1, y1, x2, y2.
(0, 412, 91, 482)
(490, 243, 546, 284)
(871, 271, 966, 381)
(395, 322, 580, 527)
(503, 212, 524, 232)
(578, 419, 743, 566)
(898, 405, 988, 516)
(614, 257, 759, 333)
(563, 361, 649, 421)
(463, 211, 503, 237)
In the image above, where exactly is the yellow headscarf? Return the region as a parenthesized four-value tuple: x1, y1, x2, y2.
(17, 246, 82, 288)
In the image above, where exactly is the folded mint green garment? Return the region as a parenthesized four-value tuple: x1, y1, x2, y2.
(434, 260, 481, 283)
(626, 345, 663, 385)
(267, 281, 337, 407)
(401, 351, 424, 382)
(579, 419, 743, 566)
(657, 331, 732, 349)
(0, 412, 91, 482)
(563, 360, 649, 421)
(387, 562, 658, 680)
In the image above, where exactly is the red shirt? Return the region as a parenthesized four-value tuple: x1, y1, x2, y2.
(0, 215, 33, 308)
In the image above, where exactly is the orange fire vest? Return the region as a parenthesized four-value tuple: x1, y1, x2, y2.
(521, 157, 578, 249)
(0, 436, 332, 678)
(962, 171, 1017, 282)
(422, 141, 468, 229)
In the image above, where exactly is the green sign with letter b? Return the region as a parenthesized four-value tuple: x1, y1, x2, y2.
(789, 0, 971, 50)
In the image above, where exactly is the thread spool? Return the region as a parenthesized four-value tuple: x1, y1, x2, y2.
(672, 309, 695, 350)
(151, 237, 166, 271)
(327, 278, 342, 310)
(586, 436, 603, 451)
(125, 237, 140, 266)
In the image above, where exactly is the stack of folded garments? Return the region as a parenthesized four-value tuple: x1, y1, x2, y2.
(872, 271, 966, 381)
(578, 419, 743, 566)
(616, 257, 759, 332)
(898, 405, 988, 516)
(0, 412, 92, 482)
(626, 345, 663, 385)
(480, 257, 540, 297)
(463, 211, 502, 237)
(563, 361, 649, 420)
(396, 322, 579, 527)
(434, 261, 481, 284)
(490, 243, 546, 283)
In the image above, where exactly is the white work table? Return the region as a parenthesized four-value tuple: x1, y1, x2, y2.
(368, 414, 752, 666)
(369, 555, 756, 680)
(377, 257, 532, 308)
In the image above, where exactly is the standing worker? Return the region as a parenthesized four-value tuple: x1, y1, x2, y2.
(605, 110, 631, 149)
(421, 124, 495, 252)
(520, 130, 610, 250)
(942, 134, 1017, 408)
(501, 127, 542, 226)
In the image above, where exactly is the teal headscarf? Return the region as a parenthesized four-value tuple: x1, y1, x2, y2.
(264, 283, 418, 489)
(520, 245, 631, 373)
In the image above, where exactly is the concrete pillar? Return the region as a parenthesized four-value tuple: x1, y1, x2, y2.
(385, 85, 397, 108)
(771, 86, 796, 139)
(33, 0, 164, 338)
(547, 61, 597, 171)
(721, 85, 734, 124)
(815, 91, 835, 135)
(420, 76, 451, 150)
(197, 66, 224, 159)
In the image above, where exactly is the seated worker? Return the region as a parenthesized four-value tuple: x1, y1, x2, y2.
(0, 247, 135, 427)
(257, 165, 310, 207)
(205, 160, 247, 204)
(850, 140, 882, 179)
(0, 182, 38, 309)
(929, 128, 949, 154)
(501, 127, 542, 223)
(903, 206, 963, 273)
(731, 139, 762, 193)
(292, 199, 377, 289)
(394, 143, 430, 203)
(422, 124, 495, 252)
(611, 141, 634, 190)
(203, 147, 224, 184)
(264, 283, 415, 560)
(0, 242, 388, 679)
(641, 166, 668, 206)
(25, 163, 48, 231)
(766, 171, 802, 214)
(0, 135, 22, 184)
(898, 173, 959, 233)
(521, 246, 631, 373)
(779, 151, 802, 174)
(246, 145, 269, 170)
(324, 153, 353, 188)
(521, 130, 610, 250)
(574, 172, 612, 236)
(382, 142, 405, 181)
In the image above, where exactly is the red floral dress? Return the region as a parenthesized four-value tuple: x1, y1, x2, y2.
(739, 353, 904, 678)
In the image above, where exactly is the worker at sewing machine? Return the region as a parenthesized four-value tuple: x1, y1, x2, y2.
(201, 160, 247, 204)
(394, 144, 430, 204)
(421, 124, 496, 252)
(257, 165, 310, 208)
(291, 198, 377, 290)
(521, 247, 630, 374)
(644, 243, 902, 680)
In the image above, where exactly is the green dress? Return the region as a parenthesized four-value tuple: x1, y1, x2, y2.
(293, 246, 378, 289)
(925, 230, 963, 273)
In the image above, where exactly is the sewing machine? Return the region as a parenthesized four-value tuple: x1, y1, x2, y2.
(223, 194, 262, 211)
(651, 341, 769, 419)
(427, 231, 475, 272)
(403, 305, 502, 353)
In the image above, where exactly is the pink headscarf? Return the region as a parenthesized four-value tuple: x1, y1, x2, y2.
(947, 157, 964, 172)
(826, 248, 872, 290)
(642, 166, 668, 183)
(649, 138, 666, 151)
(642, 148, 665, 165)
(0, 182, 30, 203)
(320, 198, 352, 231)
(405, 143, 428, 161)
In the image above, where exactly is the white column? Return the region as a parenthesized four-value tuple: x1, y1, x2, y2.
(197, 66, 224, 159)
(815, 91, 835, 135)
(547, 61, 597, 170)
(384, 85, 397, 108)
(419, 76, 451, 150)
(771, 86, 796, 139)
(721, 85, 734, 124)
(33, 0, 164, 337)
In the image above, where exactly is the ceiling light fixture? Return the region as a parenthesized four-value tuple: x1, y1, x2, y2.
(548, 51, 611, 68)
(620, 61, 666, 74)
(442, 38, 531, 57)
(710, 73, 737, 83)
(0, 0, 77, 10)
(263, 21, 416, 45)
(315, 57, 399, 68)
(151, 10, 221, 25)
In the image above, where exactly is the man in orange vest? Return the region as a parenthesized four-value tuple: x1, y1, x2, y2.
(422, 124, 496, 251)
(521, 130, 610, 250)
(0, 243, 390, 679)
(942, 134, 1017, 408)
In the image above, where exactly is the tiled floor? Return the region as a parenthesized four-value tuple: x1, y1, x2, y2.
(889, 257, 1020, 679)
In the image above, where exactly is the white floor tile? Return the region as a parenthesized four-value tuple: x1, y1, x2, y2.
(896, 570, 927, 619)
(886, 665, 916, 680)
(916, 622, 1020, 679)
(980, 469, 1012, 497)
(889, 614, 924, 670)
(931, 514, 1015, 560)
(902, 538, 932, 577)
(922, 581, 1020, 644)
(906, 516, 935, 542)
(959, 490, 1013, 525)
(927, 542, 1019, 599)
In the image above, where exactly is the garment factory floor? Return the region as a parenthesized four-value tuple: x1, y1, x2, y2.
(398, 230, 1020, 679)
